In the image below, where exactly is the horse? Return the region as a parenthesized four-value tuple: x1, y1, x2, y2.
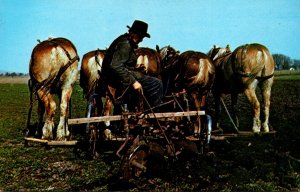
(157, 45, 215, 136)
(80, 49, 113, 129)
(28, 37, 79, 140)
(135, 47, 162, 77)
(207, 43, 275, 133)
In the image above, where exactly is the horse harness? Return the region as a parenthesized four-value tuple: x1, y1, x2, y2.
(235, 46, 274, 82)
(31, 38, 80, 96)
(215, 49, 274, 83)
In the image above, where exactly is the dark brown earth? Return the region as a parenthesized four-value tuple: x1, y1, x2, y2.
(0, 76, 299, 191)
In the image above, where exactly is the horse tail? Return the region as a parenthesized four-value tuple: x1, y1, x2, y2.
(255, 48, 274, 81)
(198, 59, 206, 83)
(87, 53, 101, 98)
(204, 59, 215, 87)
(239, 46, 274, 83)
(253, 48, 266, 76)
(80, 50, 103, 99)
(190, 58, 212, 86)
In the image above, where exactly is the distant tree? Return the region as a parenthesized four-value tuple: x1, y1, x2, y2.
(292, 59, 300, 70)
(272, 54, 292, 70)
(2, 72, 27, 76)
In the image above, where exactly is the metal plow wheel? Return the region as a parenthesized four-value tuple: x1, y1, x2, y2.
(199, 115, 212, 154)
(88, 125, 100, 158)
(121, 145, 149, 180)
(184, 114, 212, 155)
(129, 146, 148, 177)
(85, 96, 102, 158)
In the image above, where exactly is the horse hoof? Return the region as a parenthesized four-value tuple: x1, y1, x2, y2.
(211, 128, 223, 134)
(262, 129, 269, 133)
(262, 125, 270, 133)
(252, 129, 261, 133)
(56, 137, 67, 141)
(42, 135, 53, 140)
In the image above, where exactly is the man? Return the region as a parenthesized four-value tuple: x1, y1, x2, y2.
(102, 20, 163, 112)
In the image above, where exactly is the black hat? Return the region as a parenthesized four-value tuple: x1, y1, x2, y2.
(127, 20, 150, 38)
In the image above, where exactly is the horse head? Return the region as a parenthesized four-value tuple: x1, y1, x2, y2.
(156, 45, 180, 71)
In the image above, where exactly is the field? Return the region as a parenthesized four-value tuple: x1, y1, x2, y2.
(0, 72, 299, 191)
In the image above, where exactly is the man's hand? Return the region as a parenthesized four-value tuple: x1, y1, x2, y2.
(132, 81, 143, 93)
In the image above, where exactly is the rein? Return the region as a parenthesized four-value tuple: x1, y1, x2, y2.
(236, 71, 274, 81)
(35, 55, 79, 95)
(141, 93, 176, 157)
(161, 54, 181, 96)
(161, 54, 180, 72)
(114, 83, 132, 105)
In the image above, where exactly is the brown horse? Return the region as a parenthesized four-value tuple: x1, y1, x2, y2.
(157, 46, 215, 135)
(79, 49, 112, 127)
(135, 47, 162, 77)
(207, 43, 275, 133)
(28, 37, 79, 140)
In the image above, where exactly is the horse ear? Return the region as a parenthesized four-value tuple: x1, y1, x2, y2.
(156, 45, 160, 52)
(226, 44, 231, 52)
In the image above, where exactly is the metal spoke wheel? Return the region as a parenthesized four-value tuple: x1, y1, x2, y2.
(199, 115, 212, 154)
(129, 147, 148, 177)
(121, 144, 149, 180)
(85, 95, 102, 158)
(88, 125, 100, 158)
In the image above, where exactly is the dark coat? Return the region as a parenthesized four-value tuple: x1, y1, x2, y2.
(102, 33, 144, 89)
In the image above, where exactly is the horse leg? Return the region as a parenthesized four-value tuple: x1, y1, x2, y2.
(260, 77, 274, 132)
(103, 95, 113, 127)
(36, 99, 45, 138)
(38, 91, 56, 140)
(214, 93, 222, 130)
(95, 94, 103, 117)
(56, 88, 72, 140)
(85, 94, 94, 134)
(26, 80, 33, 136)
(231, 93, 239, 129)
(244, 88, 261, 133)
(191, 92, 201, 135)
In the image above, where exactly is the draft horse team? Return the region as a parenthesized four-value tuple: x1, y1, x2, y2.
(26, 38, 274, 142)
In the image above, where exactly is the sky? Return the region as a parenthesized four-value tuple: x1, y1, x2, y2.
(1, 0, 299, 73)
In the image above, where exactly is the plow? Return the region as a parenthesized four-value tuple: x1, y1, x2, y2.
(24, 96, 275, 179)
(25, 90, 213, 178)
